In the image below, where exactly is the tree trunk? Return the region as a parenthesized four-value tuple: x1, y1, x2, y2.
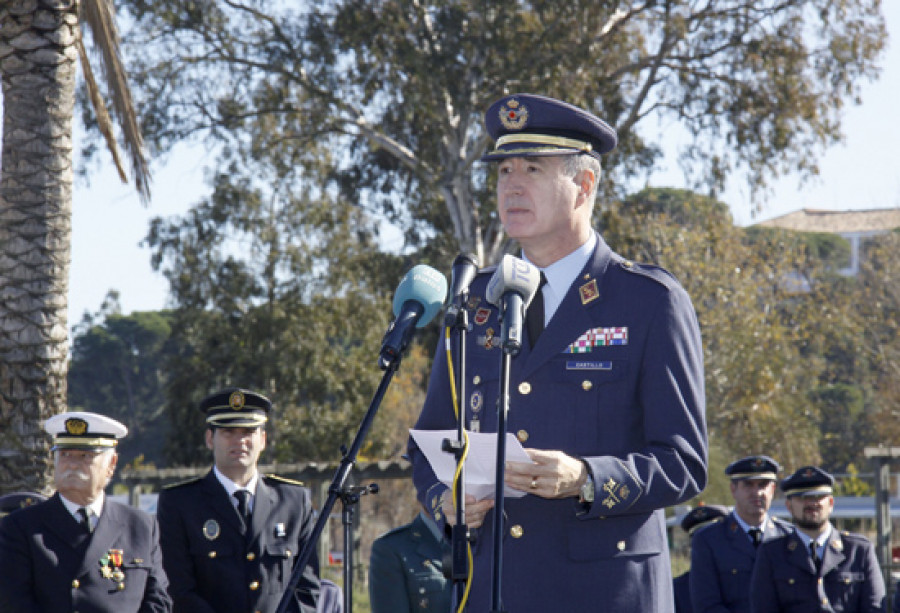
(0, 0, 78, 492)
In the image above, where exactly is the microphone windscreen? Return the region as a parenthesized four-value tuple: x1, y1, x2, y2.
(448, 253, 479, 297)
(485, 255, 541, 308)
(392, 264, 449, 328)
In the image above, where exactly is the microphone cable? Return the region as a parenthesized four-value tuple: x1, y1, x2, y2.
(444, 324, 474, 612)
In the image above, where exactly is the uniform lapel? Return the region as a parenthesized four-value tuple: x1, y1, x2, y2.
(410, 514, 435, 560)
(42, 493, 92, 551)
(202, 470, 246, 534)
(248, 477, 275, 547)
(77, 499, 123, 577)
(820, 529, 846, 577)
(786, 532, 818, 575)
(521, 237, 612, 378)
(724, 515, 756, 558)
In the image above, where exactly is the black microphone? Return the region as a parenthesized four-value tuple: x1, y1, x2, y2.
(443, 253, 479, 326)
(380, 264, 448, 367)
(485, 255, 541, 355)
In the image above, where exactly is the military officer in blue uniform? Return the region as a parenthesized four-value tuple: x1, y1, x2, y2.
(0, 411, 172, 612)
(691, 455, 793, 613)
(368, 508, 451, 613)
(408, 93, 708, 612)
(750, 466, 885, 612)
(675, 504, 731, 613)
(157, 388, 320, 613)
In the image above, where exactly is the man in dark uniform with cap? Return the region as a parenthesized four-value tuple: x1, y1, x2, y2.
(750, 466, 885, 612)
(408, 93, 708, 612)
(675, 504, 730, 613)
(368, 506, 451, 613)
(0, 411, 172, 612)
(157, 388, 320, 613)
(691, 455, 793, 613)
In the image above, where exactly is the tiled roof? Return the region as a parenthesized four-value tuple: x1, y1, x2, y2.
(756, 208, 900, 234)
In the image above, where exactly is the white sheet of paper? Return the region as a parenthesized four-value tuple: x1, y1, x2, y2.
(409, 429, 535, 500)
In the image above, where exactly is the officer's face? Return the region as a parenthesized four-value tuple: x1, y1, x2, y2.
(786, 493, 834, 531)
(206, 426, 266, 480)
(730, 478, 776, 525)
(496, 156, 590, 262)
(54, 448, 117, 506)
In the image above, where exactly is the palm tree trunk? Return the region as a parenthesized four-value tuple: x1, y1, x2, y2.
(0, 0, 79, 490)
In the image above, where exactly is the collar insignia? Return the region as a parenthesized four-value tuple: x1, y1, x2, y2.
(579, 279, 599, 305)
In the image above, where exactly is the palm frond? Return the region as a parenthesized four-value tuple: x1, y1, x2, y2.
(80, 0, 151, 203)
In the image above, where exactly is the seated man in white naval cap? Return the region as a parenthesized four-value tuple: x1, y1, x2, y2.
(0, 411, 172, 612)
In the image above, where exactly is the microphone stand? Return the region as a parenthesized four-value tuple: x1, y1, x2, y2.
(490, 298, 522, 613)
(274, 350, 406, 613)
(440, 298, 471, 603)
(339, 481, 378, 613)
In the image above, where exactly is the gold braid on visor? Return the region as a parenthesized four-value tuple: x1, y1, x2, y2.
(494, 133, 593, 153)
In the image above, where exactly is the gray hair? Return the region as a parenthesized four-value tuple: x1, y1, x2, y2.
(562, 154, 601, 202)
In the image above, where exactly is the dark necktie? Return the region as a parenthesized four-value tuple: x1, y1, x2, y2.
(234, 490, 252, 531)
(810, 541, 821, 572)
(748, 528, 762, 547)
(78, 507, 94, 533)
(525, 272, 548, 346)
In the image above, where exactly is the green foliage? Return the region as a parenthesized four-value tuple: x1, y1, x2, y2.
(140, 152, 420, 465)
(834, 463, 874, 497)
(810, 383, 870, 472)
(111, 0, 887, 263)
(603, 188, 822, 468)
(602, 189, 900, 474)
(68, 293, 173, 467)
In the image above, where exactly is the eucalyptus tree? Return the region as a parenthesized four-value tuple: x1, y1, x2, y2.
(0, 0, 148, 491)
(120, 0, 886, 265)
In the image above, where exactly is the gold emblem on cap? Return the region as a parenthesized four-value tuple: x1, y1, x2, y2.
(203, 519, 220, 540)
(499, 99, 529, 130)
(229, 391, 246, 410)
(65, 418, 88, 435)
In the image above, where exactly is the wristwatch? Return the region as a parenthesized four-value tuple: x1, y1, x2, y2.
(579, 471, 595, 504)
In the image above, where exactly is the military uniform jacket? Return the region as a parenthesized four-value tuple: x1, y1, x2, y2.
(690, 513, 793, 613)
(674, 572, 692, 613)
(157, 470, 320, 613)
(0, 493, 172, 613)
(750, 528, 885, 613)
(408, 233, 708, 613)
(368, 513, 451, 613)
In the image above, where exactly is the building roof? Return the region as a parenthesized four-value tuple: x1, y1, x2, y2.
(757, 208, 900, 234)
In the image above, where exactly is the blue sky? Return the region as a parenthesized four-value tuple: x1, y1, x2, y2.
(68, 3, 899, 324)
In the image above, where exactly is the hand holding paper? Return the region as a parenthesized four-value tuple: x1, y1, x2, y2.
(409, 429, 535, 500)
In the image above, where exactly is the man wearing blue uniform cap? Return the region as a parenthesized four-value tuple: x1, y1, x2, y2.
(0, 411, 172, 612)
(675, 504, 731, 613)
(691, 455, 792, 613)
(750, 465, 885, 612)
(408, 93, 708, 612)
(157, 388, 321, 613)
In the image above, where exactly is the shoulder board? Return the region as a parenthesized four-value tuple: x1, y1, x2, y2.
(616, 258, 679, 290)
(264, 474, 305, 487)
(162, 476, 204, 490)
(692, 516, 725, 536)
(377, 523, 414, 540)
(839, 530, 868, 542)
